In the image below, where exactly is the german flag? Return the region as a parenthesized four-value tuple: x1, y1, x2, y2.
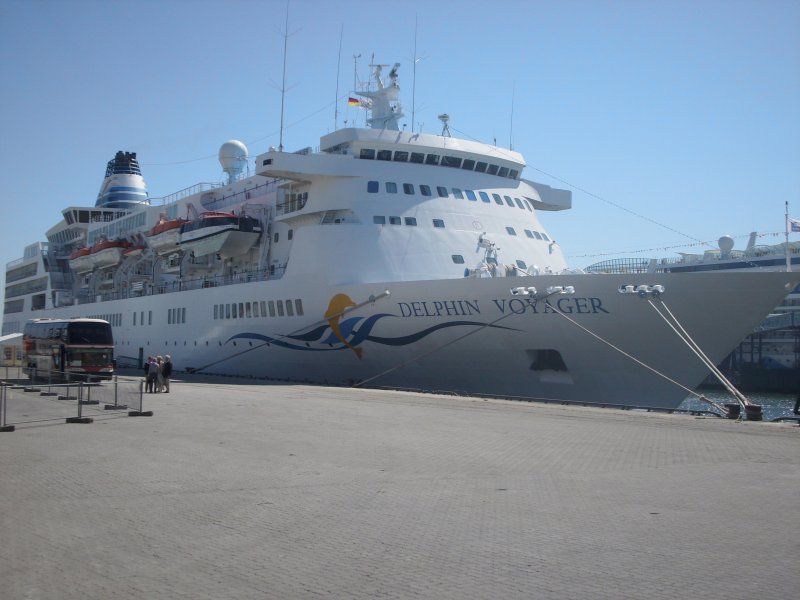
(348, 97, 361, 107)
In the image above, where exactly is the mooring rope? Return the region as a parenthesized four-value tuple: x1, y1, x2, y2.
(648, 300, 749, 408)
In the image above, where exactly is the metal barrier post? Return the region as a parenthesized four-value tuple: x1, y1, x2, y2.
(104, 375, 127, 411)
(66, 381, 92, 424)
(128, 379, 153, 417)
(1, 384, 14, 432)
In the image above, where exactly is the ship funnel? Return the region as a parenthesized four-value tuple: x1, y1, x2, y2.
(219, 140, 248, 184)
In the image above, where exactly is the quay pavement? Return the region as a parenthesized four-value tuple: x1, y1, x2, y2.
(1, 373, 798, 599)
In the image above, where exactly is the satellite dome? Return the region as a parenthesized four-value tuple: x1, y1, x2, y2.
(718, 235, 735, 254)
(218, 140, 248, 183)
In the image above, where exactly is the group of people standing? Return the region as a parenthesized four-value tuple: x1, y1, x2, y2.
(144, 355, 172, 393)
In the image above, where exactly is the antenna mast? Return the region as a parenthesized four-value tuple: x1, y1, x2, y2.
(278, 2, 290, 152)
(509, 83, 515, 150)
(412, 16, 418, 133)
(334, 24, 343, 131)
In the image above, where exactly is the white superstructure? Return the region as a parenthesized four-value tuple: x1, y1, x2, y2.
(4, 60, 798, 410)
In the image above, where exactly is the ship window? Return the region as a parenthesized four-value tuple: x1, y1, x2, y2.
(410, 152, 425, 164)
(451, 255, 465, 264)
(479, 192, 490, 203)
(168, 309, 172, 325)
(377, 150, 392, 161)
(523, 198, 533, 211)
(360, 148, 375, 160)
(274, 232, 279, 243)
(367, 180, 379, 193)
(433, 219, 445, 228)
(525, 229, 535, 239)
(506, 227, 517, 236)
(285, 300, 294, 316)
(226, 304, 231, 319)
(288, 229, 293, 241)
(253, 302, 259, 317)
(181, 308, 185, 323)
(295, 299, 304, 315)
(452, 188, 464, 199)
(404, 217, 417, 226)
(541, 233, 550, 241)
(492, 193, 503, 205)
(238, 303, 244, 318)
(462, 159, 476, 170)
(514, 198, 524, 209)
(425, 154, 440, 165)
(485, 164, 498, 175)
(393, 151, 409, 162)
(504, 196, 514, 207)
(441, 155, 462, 168)
(475, 162, 488, 173)
(437, 186, 448, 198)
(246, 302, 252, 318)
(277, 300, 285, 317)
(389, 216, 401, 225)
(516, 260, 527, 270)
(509, 169, 519, 179)
(403, 183, 414, 195)
(533, 231, 543, 240)
(260, 301, 267, 316)
(232, 304, 237, 318)
(498, 167, 510, 178)
(420, 185, 432, 196)
(373, 215, 386, 225)
(268, 301, 275, 317)
(465, 190, 477, 201)
(133, 312, 136, 326)
(385, 182, 397, 194)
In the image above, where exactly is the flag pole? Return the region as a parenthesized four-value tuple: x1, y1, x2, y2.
(786, 201, 791, 272)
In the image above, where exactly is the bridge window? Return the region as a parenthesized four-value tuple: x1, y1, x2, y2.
(462, 159, 475, 170)
(360, 149, 375, 159)
(479, 191, 490, 203)
(437, 186, 449, 198)
(452, 188, 464, 199)
(504, 196, 514, 207)
(425, 154, 439, 165)
(420, 185, 432, 196)
(373, 216, 386, 225)
(465, 190, 477, 201)
(487, 164, 499, 175)
(475, 162, 488, 173)
(441, 155, 462, 168)
(394, 151, 409, 162)
(492, 193, 503, 205)
(377, 150, 392, 161)
(498, 167, 510, 178)
(386, 182, 397, 194)
(506, 227, 517, 236)
(433, 219, 445, 228)
(403, 183, 414, 195)
(404, 217, 417, 226)
(389, 216, 401, 225)
(514, 198, 524, 209)
(367, 180, 379, 193)
(410, 152, 425, 164)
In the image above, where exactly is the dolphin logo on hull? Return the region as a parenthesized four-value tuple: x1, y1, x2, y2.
(325, 293, 363, 359)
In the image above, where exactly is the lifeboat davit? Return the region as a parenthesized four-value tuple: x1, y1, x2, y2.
(68, 247, 93, 273)
(146, 217, 188, 255)
(89, 240, 129, 269)
(178, 212, 262, 258)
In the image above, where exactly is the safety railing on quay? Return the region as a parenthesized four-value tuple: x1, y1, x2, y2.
(0, 367, 152, 431)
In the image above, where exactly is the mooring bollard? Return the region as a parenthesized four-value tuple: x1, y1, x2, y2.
(724, 403, 741, 419)
(744, 405, 763, 421)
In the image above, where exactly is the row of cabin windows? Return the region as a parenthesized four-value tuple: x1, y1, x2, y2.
(450, 255, 529, 271)
(85, 313, 123, 327)
(372, 216, 549, 241)
(274, 229, 293, 244)
(133, 311, 153, 326)
(359, 148, 519, 180)
(167, 308, 186, 325)
(366, 181, 534, 212)
(213, 299, 305, 320)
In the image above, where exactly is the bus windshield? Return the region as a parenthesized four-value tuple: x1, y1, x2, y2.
(66, 322, 113, 345)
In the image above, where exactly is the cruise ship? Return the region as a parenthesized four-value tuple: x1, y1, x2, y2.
(3, 60, 798, 410)
(586, 234, 800, 392)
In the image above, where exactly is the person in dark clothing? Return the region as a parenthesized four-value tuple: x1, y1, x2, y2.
(162, 355, 173, 393)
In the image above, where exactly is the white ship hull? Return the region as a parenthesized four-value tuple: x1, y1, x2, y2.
(19, 270, 796, 410)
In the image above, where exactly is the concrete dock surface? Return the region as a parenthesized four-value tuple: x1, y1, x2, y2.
(1, 374, 798, 599)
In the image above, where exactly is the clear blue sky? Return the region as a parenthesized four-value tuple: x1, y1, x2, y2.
(1, 0, 799, 306)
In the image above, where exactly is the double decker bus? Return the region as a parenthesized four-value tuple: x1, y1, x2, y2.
(23, 318, 114, 381)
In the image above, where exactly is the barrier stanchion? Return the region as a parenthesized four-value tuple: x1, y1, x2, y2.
(1, 384, 14, 432)
(128, 380, 153, 417)
(104, 375, 127, 411)
(66, 381, 92, 424)
(41, 368, 57, 397)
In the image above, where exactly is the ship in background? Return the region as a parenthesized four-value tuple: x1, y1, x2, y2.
(3, 59, 798, 410)
(586, 234, 800, 392)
